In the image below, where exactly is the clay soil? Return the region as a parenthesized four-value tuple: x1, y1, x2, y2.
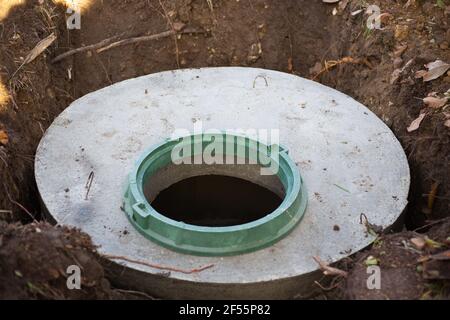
(0, 0, 449, 299)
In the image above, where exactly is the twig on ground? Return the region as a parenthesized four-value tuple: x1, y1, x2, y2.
(313, 256, 348, 278)
(51, 34, 123, 63)
(103, 254, 215, 274)
(414, 217, 450, 232)
(311, 56, 370, 81)
(314, 276, 342, 292)
(97, 30, 174, 53)
(52, 28, 206, 63)
(3, 182, 36, 221)
(360, 213, 383, 235)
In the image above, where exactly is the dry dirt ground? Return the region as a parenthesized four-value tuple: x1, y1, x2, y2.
(0, 0, 449, 299)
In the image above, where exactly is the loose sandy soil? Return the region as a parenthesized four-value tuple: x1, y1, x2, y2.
(0, 0, 449, 299)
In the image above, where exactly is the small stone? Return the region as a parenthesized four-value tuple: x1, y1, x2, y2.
(172, 22, 185, 32)
(410, 237, 425, 250)
(247, 43, 262, 64)
(393, 57, 403, 69)
(46, 87, 55, 99)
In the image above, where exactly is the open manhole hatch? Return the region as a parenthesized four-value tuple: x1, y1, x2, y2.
(123, 133, 307, 256)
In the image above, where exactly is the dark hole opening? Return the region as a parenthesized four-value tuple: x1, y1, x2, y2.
(150, 175, 284, 227)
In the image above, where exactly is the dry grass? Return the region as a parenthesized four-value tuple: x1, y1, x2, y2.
(0, 0, 25, 21)
(38, 2, 60, 32)
(206, 0, 214, 12)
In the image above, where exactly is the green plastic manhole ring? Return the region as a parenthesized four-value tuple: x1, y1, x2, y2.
(123, 133, 308, 256)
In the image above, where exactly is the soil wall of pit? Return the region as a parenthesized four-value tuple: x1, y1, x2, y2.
(1, 1, 449, 230)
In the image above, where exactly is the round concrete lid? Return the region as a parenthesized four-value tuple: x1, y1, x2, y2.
(35, 67, 410, 298)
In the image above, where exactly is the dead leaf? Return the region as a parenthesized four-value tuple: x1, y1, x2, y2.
(23, 33, 57, 65)
(423, 96, 448, 109)
(407, 112, 426, 132)
(0, 130, 8, 145)
(10, 33, 57, 79)
(415, 60, 450, 82)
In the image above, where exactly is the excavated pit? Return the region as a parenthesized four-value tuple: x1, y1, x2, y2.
(35, 67, 410, 298)
(1, 0, 449, 299)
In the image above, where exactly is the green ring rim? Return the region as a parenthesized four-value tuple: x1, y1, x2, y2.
(123, 133, 308, 256)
